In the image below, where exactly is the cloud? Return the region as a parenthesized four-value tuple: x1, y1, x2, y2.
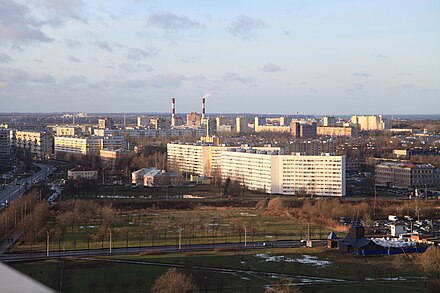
(149, 73, 203, 88)
(118, 63, 154, 73)
(261, 63, 284, 72)
(125, 47, 158, 61)
(0, 52, 12, 63)
(0, 67, 55, 88)
(353, 72, 373, 77)
(393, 72, 412, 79)
(147, 12, 204, 31)
(67, 55, 81, 63)
(223, 72, 254, 83)
(91, 40, 114, 52)
(33, 0, 88, 27)
(228, 14, 267, 40)
(372, 54, 387, 59)
(400, 83, 414, 90)
(353, 82, 365, 90)
(0, 0, 52, 45)
(64, 39, 83, 48)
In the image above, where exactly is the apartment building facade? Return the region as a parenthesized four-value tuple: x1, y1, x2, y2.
(10, 130, 53, 159)
(221, 149, 346, 196)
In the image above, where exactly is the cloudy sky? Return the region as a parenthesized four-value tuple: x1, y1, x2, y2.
(0, 0, 439, 114)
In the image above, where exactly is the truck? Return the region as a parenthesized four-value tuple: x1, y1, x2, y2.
(388, 215, 399, 222)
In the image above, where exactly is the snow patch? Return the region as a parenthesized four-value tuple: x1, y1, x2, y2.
(254, 254, 331, 268)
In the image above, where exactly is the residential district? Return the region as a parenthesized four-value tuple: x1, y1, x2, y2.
(0, 102, 440, 292)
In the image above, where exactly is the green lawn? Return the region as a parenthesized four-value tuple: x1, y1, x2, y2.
(14, 208, 332, 253)
(10, 246, 429, 293)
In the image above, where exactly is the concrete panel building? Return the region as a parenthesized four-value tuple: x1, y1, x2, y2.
(351, 115, 390, 131)
(289, 139, 336, 156)
(56, 126, 82, 137)
(375, 162, 439, 189)
(317, 126, 357, 137)
(221, 149, 346, 196)
(0, 129, 11, 168)
(10, 130, 53, 159)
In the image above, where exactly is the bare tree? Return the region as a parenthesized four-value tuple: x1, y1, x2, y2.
(152, 268, 193, 293)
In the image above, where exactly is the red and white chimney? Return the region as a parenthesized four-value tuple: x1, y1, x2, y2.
(202, 97, 206, 121)
(171, 97, 176, 127)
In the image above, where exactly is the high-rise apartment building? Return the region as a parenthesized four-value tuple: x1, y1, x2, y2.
(10, 130, 53, 159)
(0, 129, 11, 168)
(290, 122, 317, 138)
(98, 118, 115, 130)
(323, 116, 336, 127)
(221, 149, 346, 196)
(350, 115, 390, 131)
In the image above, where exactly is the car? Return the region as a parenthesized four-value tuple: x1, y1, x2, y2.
(262, 242, 273, 247)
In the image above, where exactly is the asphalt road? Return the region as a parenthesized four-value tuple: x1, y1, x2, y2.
(0, 163, 54, 206)
(0, 240, 326, 262)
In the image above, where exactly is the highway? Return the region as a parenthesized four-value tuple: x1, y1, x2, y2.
(0, 163, 55, 206)
(0, 240, 326, 262)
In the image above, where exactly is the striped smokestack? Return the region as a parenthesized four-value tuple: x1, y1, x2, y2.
(171, 97, 176, 127)
(202, 97, 205, 121)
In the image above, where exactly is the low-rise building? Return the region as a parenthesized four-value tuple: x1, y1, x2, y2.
(375, 162, 439, 189)
(131, 168, 184, 187)
(100, 149, 133, 169)
(67, 167, 98, 180)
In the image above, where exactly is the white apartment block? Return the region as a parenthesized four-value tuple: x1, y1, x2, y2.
(56, 126, 82, 137)
(221, 149, 346, 196)
(167, 142, 282, 177)
(94, 128, 205, 139)
(350, 115, 390, 131)
(10, 130, 53, 159)
(54, 136, 124, 156)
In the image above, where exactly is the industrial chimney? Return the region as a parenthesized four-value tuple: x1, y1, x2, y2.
(171, 97, 176, 127)
(202, 96, 206, 122)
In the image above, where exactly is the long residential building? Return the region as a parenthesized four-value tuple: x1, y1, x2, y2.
(317, 126, 357, 137)
(167, 142, 282, 177)
(10, 130, 53, 159)
(54, 136, 124, 156)
(221, 149, 346, 196)
(375, 162, 439, 189)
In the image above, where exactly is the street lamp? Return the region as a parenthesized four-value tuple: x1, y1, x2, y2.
(242, 224, 247, 248)
(177, 227, 184, 250)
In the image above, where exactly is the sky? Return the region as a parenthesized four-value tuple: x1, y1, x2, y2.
(0, 0, 439, 115)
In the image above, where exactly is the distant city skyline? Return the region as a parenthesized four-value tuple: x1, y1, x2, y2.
(1, 0, 439, 114)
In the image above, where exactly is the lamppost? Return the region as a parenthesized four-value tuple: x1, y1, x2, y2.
(243, 224, 247, 248)
(109, 228, 112, 254)
(178, 227, 184, 250)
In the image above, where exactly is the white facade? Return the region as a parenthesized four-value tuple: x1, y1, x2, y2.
(221, 149, 346, 196)
(350, 115, 390, 131)
(10, 130, 53, 159)
(390, 224, 406, 237)
(167, 143, 282, 177)
(68, 168, 98, 180)
(54, 137, 101, 155)
(56, 126, 82, 137)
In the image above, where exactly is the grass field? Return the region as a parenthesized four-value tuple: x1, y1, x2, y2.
(10, 247, 429, 293)
(13, 207, 333, 253)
